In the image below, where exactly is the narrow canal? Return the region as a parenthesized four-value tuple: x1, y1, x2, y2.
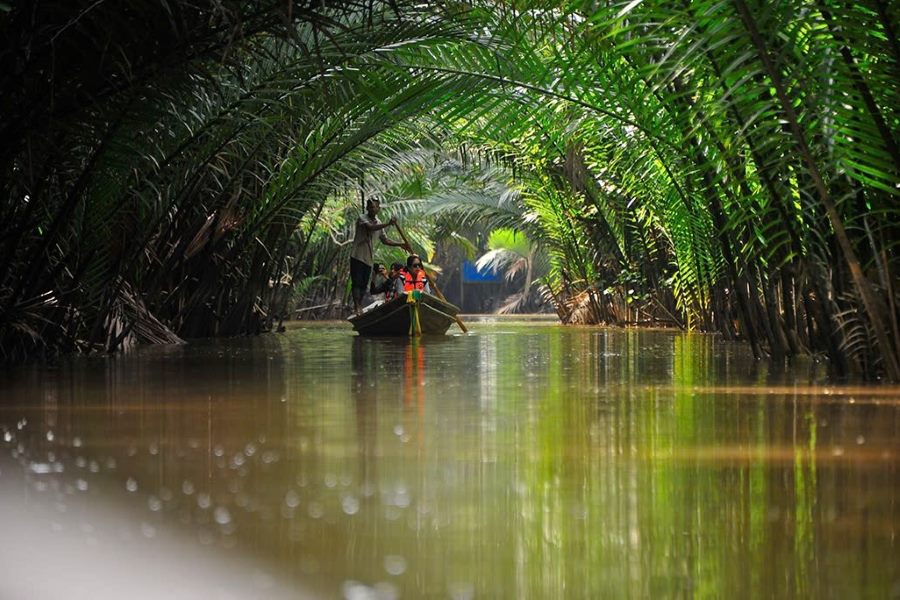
(1, 322, 898, 598)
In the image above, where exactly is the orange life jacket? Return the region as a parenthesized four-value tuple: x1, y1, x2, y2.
(402, 268, 428, 292)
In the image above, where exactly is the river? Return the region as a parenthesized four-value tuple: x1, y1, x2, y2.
(1, 321, 897, 598)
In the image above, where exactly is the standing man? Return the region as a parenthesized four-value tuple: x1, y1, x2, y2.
(349, 198, 409, 314)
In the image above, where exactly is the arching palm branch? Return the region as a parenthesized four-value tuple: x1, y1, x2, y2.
(2, 0, 898, 379)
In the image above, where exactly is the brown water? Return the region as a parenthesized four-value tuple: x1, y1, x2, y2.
(1, 322, 898, 598)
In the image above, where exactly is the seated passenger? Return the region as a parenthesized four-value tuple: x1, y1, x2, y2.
(370, 262, 404, 301)
(399, 255, 431, 295)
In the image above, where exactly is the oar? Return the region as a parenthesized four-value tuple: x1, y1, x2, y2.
(394, 224, 468, 334)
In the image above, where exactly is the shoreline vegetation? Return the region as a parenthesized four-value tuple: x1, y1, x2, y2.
(1, 1, 897, 379)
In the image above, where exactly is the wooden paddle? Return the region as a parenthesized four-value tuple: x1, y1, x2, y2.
(394, 224, 468, 333)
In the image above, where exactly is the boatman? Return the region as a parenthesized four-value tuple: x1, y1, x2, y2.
(349, 198, 410, 314)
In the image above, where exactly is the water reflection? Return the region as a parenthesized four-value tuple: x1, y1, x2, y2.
(0, 324, 898, 598)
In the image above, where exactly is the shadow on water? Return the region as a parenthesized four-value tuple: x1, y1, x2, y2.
(0, 323, 898, 598)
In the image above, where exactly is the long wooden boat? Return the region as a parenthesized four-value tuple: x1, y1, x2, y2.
(348, 292, 460, 336)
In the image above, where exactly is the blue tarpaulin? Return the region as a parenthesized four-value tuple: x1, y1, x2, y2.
(462, 260, 500, 283)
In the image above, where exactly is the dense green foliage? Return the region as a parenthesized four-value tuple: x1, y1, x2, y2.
(1, 0, 898, 378)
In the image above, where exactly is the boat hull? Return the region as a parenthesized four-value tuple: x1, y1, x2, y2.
(348, 293, 460, 336)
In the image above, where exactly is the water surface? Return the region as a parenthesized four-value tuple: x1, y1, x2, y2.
(1, 322, 898, 598)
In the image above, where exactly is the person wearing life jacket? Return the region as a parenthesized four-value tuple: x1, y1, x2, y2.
(399, 255, 431, 295)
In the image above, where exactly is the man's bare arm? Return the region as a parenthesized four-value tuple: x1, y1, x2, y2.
(363, 215, 396, 232)
(379, 233, 407, 248)
(378, 220, 412, 251)
(364, 221, 393, 232)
